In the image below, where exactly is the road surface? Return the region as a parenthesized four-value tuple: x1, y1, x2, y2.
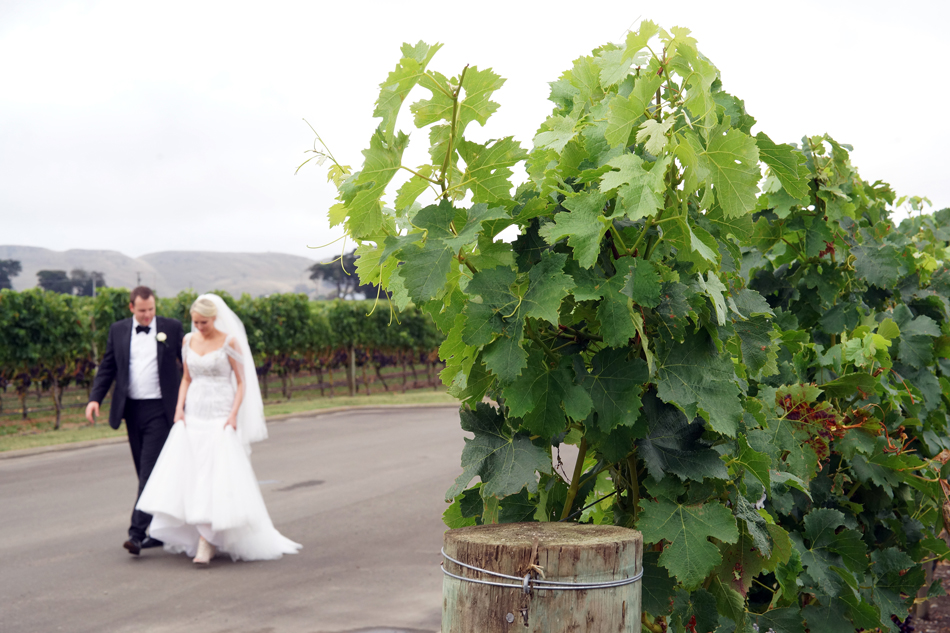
(0, 406, 465, 633)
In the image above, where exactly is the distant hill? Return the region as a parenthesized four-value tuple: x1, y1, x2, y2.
(0, 246, 327, 298)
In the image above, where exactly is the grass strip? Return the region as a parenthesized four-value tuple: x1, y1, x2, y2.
(0, 389, 458, 453)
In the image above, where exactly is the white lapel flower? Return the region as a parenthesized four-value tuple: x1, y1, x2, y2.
(156, 332, 167, 343)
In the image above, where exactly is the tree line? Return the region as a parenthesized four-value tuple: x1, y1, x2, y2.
(0, 287, 443, 428)
(0, 259, 106, 296)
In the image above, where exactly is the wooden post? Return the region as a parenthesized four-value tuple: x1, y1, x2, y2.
(442, 522, 642, 633)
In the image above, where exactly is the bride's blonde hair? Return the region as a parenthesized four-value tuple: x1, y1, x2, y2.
(190, 297, 218, 318)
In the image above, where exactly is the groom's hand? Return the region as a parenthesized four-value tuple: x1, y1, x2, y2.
(85, 401, 99, 424)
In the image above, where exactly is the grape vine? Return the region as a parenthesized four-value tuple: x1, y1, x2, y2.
(311, 22, 950, 633)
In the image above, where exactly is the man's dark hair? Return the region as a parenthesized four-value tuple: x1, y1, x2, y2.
(129, 286, 155, 305)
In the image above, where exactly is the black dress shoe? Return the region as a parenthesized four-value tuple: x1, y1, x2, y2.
(141, 537, 163, 549)
(123, 538, 142, 555)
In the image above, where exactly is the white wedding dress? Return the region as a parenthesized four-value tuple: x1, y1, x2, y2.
(136, 333, 301, 561)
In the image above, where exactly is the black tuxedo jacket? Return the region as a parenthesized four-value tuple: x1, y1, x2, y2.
(89, 316, 185, 430)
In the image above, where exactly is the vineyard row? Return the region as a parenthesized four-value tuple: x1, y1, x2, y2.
(0, 287, 445, 427)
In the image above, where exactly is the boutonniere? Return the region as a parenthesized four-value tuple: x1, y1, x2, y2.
(156, 332, 167, 343)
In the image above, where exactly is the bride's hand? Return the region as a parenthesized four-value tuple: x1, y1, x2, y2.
(224, 415, 237, 431)
(174, 409, 185, 425)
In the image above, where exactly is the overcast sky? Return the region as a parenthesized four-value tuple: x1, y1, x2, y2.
(1, 0, 947, 260)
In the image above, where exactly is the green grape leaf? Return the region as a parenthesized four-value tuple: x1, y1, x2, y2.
(481, 329, 528, 383)
(755, 132, 810, 200)
(446, 402, 551, 500)
(735, 433, 772, 490)
(802, 601, 852, 633)
(677, 45, 719, 130)
(604, 72, 662, 147)
(533, 114, 578, 152)
(442, 497, 478, 529)
(468, 237, 515, 271)
(622, 258, 662, 308)
(715, 525, 767, 599)
(852, 243, 904, 288)
(504, 353, 593, 437)
(869, 548, 925, 629)
(443, 204, 510, 250)
(346, 129, 409, 238)
(734, 316, 779, 379)
(600, 153, 671, 221)
(462, 266, 518, 346)
(770, 470, 812, 499)
(374, 41, 442, 140)
(729, 288, 774, 318)
(450, 359, 495, 404)
(636, 391, 729, 482)
(734, 494, 772, 559)
(706, 205, 754, 243)
(575, 348, 648, 431)
(638, 498, 739, 588)
(595, 47, 633, 87)
(792, 508, 868, 598)
(697, 270, 728, 326)
(637, 118, 674, 155)
(457, 66, 506, 131)
(395, 164, 436, 211)
(596, 273, 640, 347)
(664, 217, 720, 271)
(688, 121, 760, 218)
(457, 137, 528, 204)
(708, 575, 747, 630)
(751, 607, 806, 633)
(623, 20, 660, 61)
(412, 70, 454, 127)
(498, 489, 536, 524)
(539, 192, 609, 269)
(893, 304, 939, 368)
(672, 588, 719, 633)
(641, 551, 676, 616)
(656, 329, 742, 437)
(819, 372, 877, 398)
(398, 239, 455, 303)
(520, 251, 575, 325)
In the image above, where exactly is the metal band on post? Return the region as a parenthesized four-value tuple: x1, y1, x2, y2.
(440, 548, 643, 595)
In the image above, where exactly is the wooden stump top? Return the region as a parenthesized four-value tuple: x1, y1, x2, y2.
(446, 522, 639, 548)
(444, 522, 642, 584)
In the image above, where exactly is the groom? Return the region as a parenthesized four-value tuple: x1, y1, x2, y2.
(85, 286, 184, 556)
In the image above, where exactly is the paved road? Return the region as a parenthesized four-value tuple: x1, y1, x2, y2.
(0, 406, 465, 633)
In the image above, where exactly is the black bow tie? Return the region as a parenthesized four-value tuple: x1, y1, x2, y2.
(135, 325, 150, 334)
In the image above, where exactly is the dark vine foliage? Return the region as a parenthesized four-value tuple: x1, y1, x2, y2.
(314, 22, 950, 633)
(0, 289, 442, 415)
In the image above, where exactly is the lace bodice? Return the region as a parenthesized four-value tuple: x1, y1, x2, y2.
(183, 333, 244, 420)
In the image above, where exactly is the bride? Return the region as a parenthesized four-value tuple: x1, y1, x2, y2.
(136, 294, 301, 564)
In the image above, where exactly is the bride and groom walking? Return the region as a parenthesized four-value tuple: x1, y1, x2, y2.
(85, 287, 301, 564)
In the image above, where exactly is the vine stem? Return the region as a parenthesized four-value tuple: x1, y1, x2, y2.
(399, 165, 440, 184)
(628, 451, 640, 523)
(439, 65, 469, 197)
(525, 321, 559, 364)
(457, 249, 478, 275)
(560, 437, 588, 520)
(642, 613, 663, 633)
(559, 325, 604, 342)
(628, 216, 654, 257)
(608, 223, 630, 255)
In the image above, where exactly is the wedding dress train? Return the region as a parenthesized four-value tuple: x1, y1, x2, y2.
(136, 333, 301, 561)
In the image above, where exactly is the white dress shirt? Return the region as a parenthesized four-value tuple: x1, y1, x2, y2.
(128, 317, 162, 400)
